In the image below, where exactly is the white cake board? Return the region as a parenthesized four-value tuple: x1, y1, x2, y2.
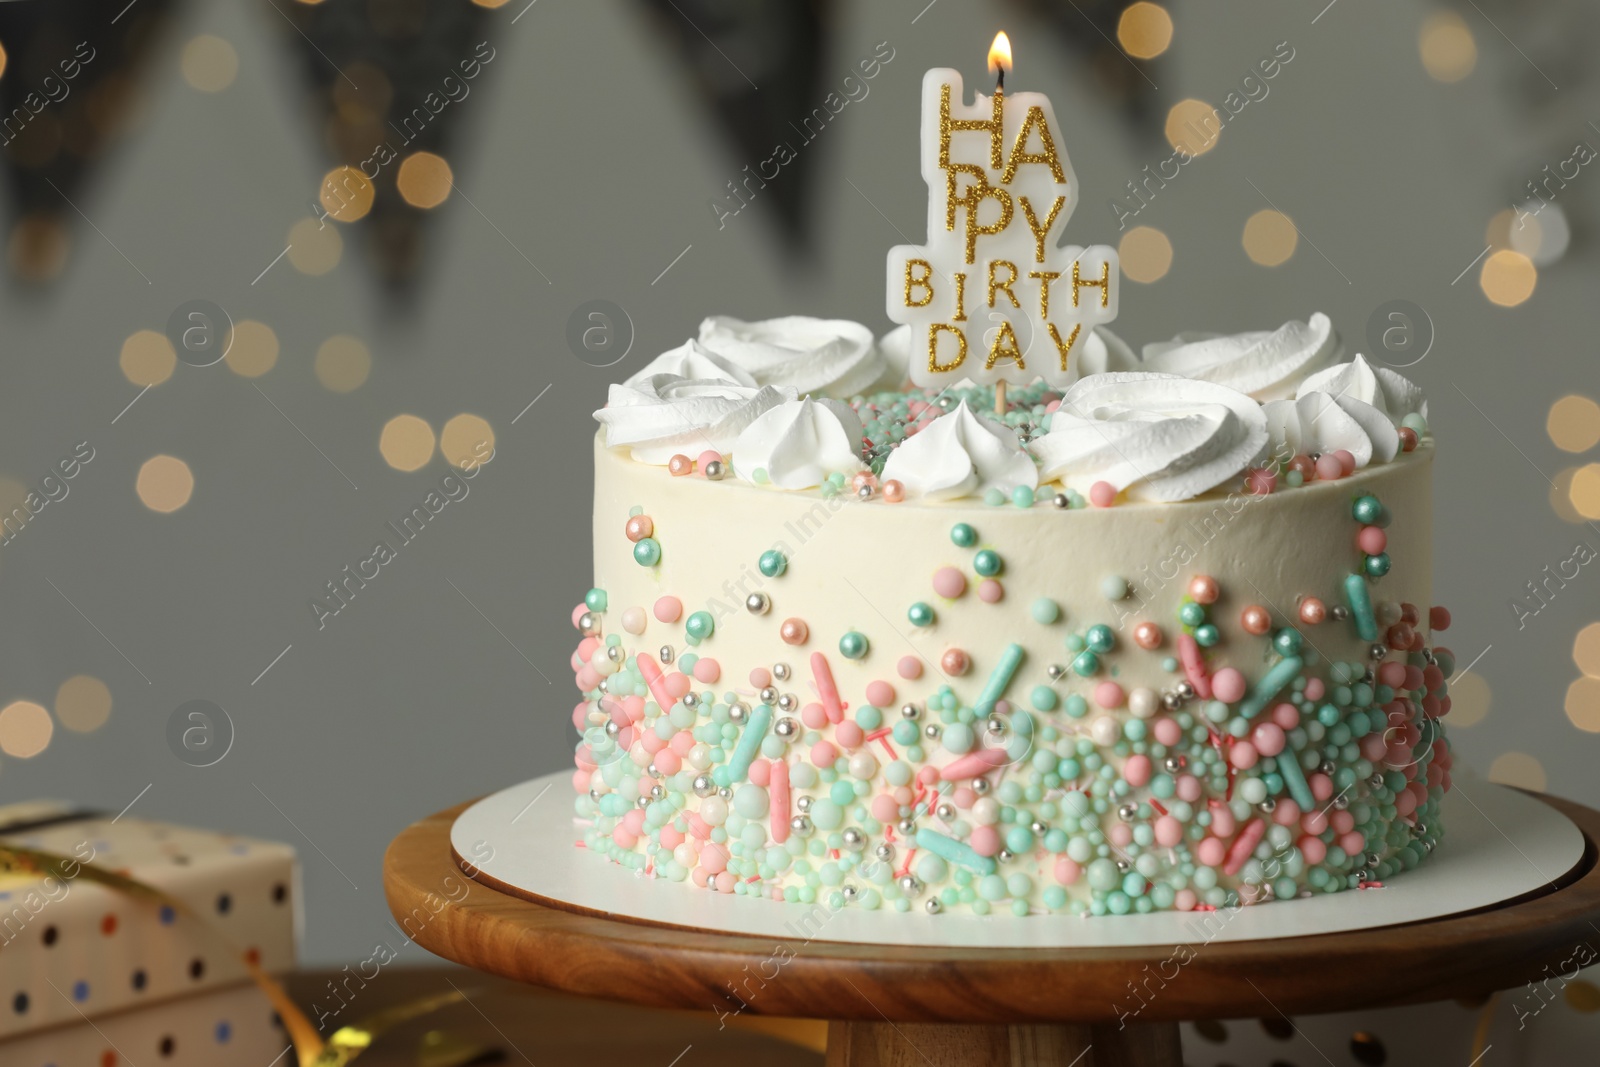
(451, 771, 1585, 948)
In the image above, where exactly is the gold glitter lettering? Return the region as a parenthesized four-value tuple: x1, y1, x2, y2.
(1001, 105, 1067, 184)
(904, 259, 934, 308)
(953, 272, 968, 321)
(1029, 270, 1062, 318)
(928, 323, 968, 373)
(984, 320, 1025, 371)
(1047, 321, 1083, 373)
(1019, 196, 1065, 263)
(939, 83, 1005, 173)
(950, 167, 1013, 264)
(986, 260, 1020, 309)
(1072, 260, 1111, 309)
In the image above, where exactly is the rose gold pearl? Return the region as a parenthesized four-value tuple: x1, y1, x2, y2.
(624, 516, 653, 543)
(779, 618, 809, 646)
(881, 479, 904, 503)
(1298, 597, 1327, 625)
(941, 648, 970, 676)
(1188, 575, 1219, 605)
(1133, 622, 1163, 650)
(1240, 605, 1272, 636)
(1288, 454, 1315, 478)
(1398, 427, 1419, 452)
(1399, 602, 1420, 627)
(850, 471, 876, 492)
(1387, 622, 1415, 650)
(668, 454, 693, 477)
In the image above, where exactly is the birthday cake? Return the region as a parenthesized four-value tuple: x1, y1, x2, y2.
(566, 51, 1456, 920)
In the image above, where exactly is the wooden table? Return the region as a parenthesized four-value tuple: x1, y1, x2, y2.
(384, 793, 1600, 1067)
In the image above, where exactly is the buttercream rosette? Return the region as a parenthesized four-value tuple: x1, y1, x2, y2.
(732, 397, 865, 490)
(700, 316, 887, 400)
(1141, 312, 1340, 401)
(880, 400, 1038, 500)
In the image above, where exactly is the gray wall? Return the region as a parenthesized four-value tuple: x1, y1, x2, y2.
(2, 0, 1596, 989)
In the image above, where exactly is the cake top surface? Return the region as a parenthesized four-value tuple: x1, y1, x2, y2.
(593, 313, 1431, 507)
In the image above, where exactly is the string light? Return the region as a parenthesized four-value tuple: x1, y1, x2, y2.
(1479, 249, 1536, 307)
(397, 152, 453, 209)
(225, 321, 280, 378)
(1547, 395, 1600, 453)
(441, 414, 495, 469)
(1164, 99, 1220, 157)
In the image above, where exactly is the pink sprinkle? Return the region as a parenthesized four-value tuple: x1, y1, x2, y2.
(654, 749, 682, 775)
(693, 658, 720, 684)
(1333, 449, 1357, 476)
(1338, 831, 1366, 856)
(636, 654, 675, 713)
(952, 786, 976, 809)
(1378, 662, 1407, 688)
(1210, 806, 1236, 838)
(700, 843, 728, 875)
(1054, 857, 1081, 885)
(810, 741, 838, 768)
(932, 566, 966, 599)
(1315, 454, 1343, 481)
(1123, 753, 1151, 787)
(769, 761, 790, 843)
(749, 667, 772, 688)
(660, 825, 684, 849)
(664, 672, 692, 700)
(570, 603, 588, 628)
(570, 701, 588, 733)
(1309, 772, 1334, 802)
(696, 449, 722, 472)
(1196, 837, 1226, 867)
(653, 596, 682, 623)
(748, 759, 770, 787)
(1152, 717, 1182, 746)
(1245, 467, 1277, 495)
(969, 825, 1000, 857)
(1176, 774, 1202, 802)
(801, 702, 828, 730)
(1177, 634, 1213, 699)
(1212, 667, 1246, 704)
(835, 722, 864, 749)
(577, 636, 600, 660)
(621, 607, 646, 634)
(1223, 818, 1266, 876)
(865, 680, 895, 707)
(811, 652, 844, 723)
(1154, 816, 1183, 847)
(1358, 525, 1388, 555)
(898, 656, 923, 680)
(1299, 836, 1327, 865)
(1272, 799, 1301, 826)
(1229, 741, 1259, 769)
(1045, 399, 1062, 414)
(1094, 681, 1126, 709)
(1089, 481, 1117, 507)
(1252, 722, 1286, 757)
(870, 794, 898, 823)
(1271, 702, 1300, 729)
(940, 748, 1009, 780)
(978, 578, 1004, 603)
(1303, 677, 1325, 701)
(1175, 889, 1197, 911)
(1108, 823, 1133, 848)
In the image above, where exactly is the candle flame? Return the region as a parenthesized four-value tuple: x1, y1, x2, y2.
(987, 32, 1013, 76)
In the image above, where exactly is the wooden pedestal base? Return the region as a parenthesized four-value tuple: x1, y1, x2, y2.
(825, 1020, 1181, 1067)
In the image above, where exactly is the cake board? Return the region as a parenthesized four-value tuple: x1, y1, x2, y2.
(384, 776, 1600, 1067)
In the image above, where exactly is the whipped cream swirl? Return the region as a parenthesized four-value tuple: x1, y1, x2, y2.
(733, 397, 865, 489)
(880, 400, 1038, 500)
(1262, 391, 1394, 467)
(594, 375, 792, 465)
(1031, 373, 1268, 502)
(1141, 313, 1339, 401)
(1295, 354, 1427, 424)
(624, 338, 755, 388)
(700, 316, 886, 400)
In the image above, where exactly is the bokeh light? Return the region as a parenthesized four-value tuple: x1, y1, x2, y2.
(397, 152, 453, 209)
(120, 329, 177, 387)
(136, 455, 195, 513)
(1479, 249, 1536, 306)
(1487, 751, 1546, 791)
(315, 335, 372, 393)
(8, 214, 70, 282)
(1164, 99, 1220, 157)
(225, 320, 280, 378)
(1509, 203, 1570, 266)
(1446, 671, 1490, 727)
(1419, 10, 1477, 83)
(1571, 464, 1600, 520)
(441, 414, 496, 469)
(380, 415, 436, 471)
(0, 701, 52, 758)
(181, 34, 238, 93)
(1547, 395, 1600, 453)
(1575, 623, 1600, 677)
(1552, 468, 1584, 524)
(1118, 226, 1172, 283)
(1117, 3, 1173, 60)
(1242, 210, 1297, 267)
(318, 165, 375, 223)
(1567, 677, 1600, 732)
(287, 217, 342, 276)
(55, 675, 111, 734)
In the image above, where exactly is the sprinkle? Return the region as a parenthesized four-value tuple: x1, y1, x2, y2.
(974, 642, 1025, 716)
(635, 653, 675, 712)
(725, 703, 772, 784)
(915, 827, 997, 875)
(1237, 656, 1304, 719)
(1177, 634, 1212, 699)
(1275, 746, 1316, 812)
(1223, 818, 1266, 876)
(811, 652, 844, 723)
(769, 759, 790, 843)
(940, 748, 1009, 780)
(1343, 573, 1378, 640)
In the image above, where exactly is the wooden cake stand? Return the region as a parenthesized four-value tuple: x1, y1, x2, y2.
(384, 792, 1600, 1067)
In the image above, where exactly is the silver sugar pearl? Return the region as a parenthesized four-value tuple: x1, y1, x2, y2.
(1369, 643, 1390, 661)
(774, 717, 799, 740)
(773, 663, 791, 681)
(588, 788, 601, 802)
(841, 884, 858, 901)
(682, 693, 698, 707)
(875, 843, 896, 862)
(857, 484, 875, 500)
(935, 803, 956, 821)
(649, 784, 665, 800)
(1163, 755, 1186, 773)
(659, 645, 674, 664)
(925, 898, 943, 914)
(898, 875, 922, 895)
(646, 762, 660, 778)
(796, 795, 813, 812)
(693, 775, 715, 797)
(596, 679, 609, 693)
(604, 720, 621, 737)
(841, 828, 866, 851)
(972, 778, 991, 795)
(717, 786, 733, 800)
(636, 795, 651, 808)
(1117, 803, 1139, 822)
(1368, 772, 1387, 790)
(777, 693, 797, 712)
(897, 818, 917, 834)
(1413, 821, 1429, 836)
(1365, 851, 1383, 868)
(1319, 760, 1337, 776)
(1353, 868, 1370, 882)
(924, 723, 942, 740)
(1116, 859, 1132, 874)
(1030, 820, 1049, 836)
(1332, 795, 1350, 810)
(997, 848, 1014, 863)
(1162, 692, 1183, 711)
(986, 715, 1007, 736)
(1176, 681, 1197, 700)
(605, 645, 624, 662)
(746, 592, 770, 615)
(1330, 605, 1351, 621)
(704, 459, 726, 480)
(1424, 839, 1436, 853)
(790, 815, 814, 837)
(759, 686, 779, 705)
(1258, 798, 1277, 813)
(728, 702, 749, 724)
(1047, 664, 1065, 679)
(1052, 493, 1070, 509)
(577, 612, 600, 636)
(900, 703, 921, 720)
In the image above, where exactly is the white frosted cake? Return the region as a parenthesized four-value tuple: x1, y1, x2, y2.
(568, 317, 1456, 919)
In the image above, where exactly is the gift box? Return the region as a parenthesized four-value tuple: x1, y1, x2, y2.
(0, 801, 299, 1040)
(0, 980, 288, 1067)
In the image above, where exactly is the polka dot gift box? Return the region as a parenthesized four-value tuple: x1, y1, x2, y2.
(0, 802, 298, 1041)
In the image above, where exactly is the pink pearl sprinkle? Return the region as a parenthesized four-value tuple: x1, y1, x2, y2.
(1212, 667, 1247, 704)
(1334, 449, 1356, 476)
(654, 749, 682, 776)
(700, 843, 728, 875)
(1196, 837, 1226, 867)
(653, 596, 682, 623)
(1154, 816, 1183, 847)
(1229, 741, 1259, 769)
(570, 603, 588, 628)
(621, 607, 646, 635)
(1252, 723, 1286, 756)
(871, 795, 899, 822)
(1315, 454, 1343, 480)
(697, 450, 722, 473)
(1378, 662, 1407, 688)
(748, 759, 770, 786)
(977, 579, 1004, 603)
(1089, 480, 1117, 507)
(1153, 717, 1182, 746)
(1299, 836, 1327, 865)
(801, 703, 827, 729)
(1175, 889, 1198, 911)
(1054, 857, 1081, 885)
(835, 722, 864, 749)
(749, 667, 771, 688)
(1123, 753, 1151, 787)
(1246, 467, 1277, 495)
(1358, 526, 1388, 555)
(968, 825, 1000, 857)
(664, 672, 692, 700)
(1303, 677, 1326, 701)
(932, 566, 966, 599)
(810, 741, 837, 768)
(898, 656, 923, 680)
(1094, 681, 1126, 709)
(1108, 823, 1133, 848)
(866, 681, 895, 707)
(693, 658, 720, 684)
(1271, 702, 1300, 729)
